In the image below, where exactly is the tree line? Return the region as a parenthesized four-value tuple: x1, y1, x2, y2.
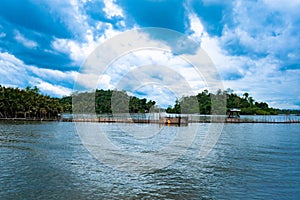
(166, 89, 295, 115)
(65, 89, 157, 114)
(1, 86, 299, 119)
(0, 85, 62, 119)
(0, 86, 157, 119)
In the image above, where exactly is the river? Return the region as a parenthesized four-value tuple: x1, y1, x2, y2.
(0, 121, 299, 199)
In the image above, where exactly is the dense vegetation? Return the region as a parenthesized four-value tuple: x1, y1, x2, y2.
(166, 89, 225, 114)
(65, 89, 157, 114)
(166, 89, 296, 115)
(0, 86, 157, 119)
(0, 85, 62, 119)
(1, 86, 299, 119)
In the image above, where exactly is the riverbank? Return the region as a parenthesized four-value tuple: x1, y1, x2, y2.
(1, 115, 300, 124)
(0, 118, 60, 122)
(61, 118, 300, 124)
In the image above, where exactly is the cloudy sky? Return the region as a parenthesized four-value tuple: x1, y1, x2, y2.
(0, 0, 299, 109)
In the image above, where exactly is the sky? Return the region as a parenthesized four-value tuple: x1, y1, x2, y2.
(0, 0, 299, 109)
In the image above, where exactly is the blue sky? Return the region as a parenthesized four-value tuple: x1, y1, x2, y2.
(0, 0, 299, 109)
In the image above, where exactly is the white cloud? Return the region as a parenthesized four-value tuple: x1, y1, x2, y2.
(185, 8, 300, 109)
(221, 0, 300, 59)
(186, 10, 249, 81)
(52, 23, 123, 65)
(103, 0, 124, 19)
(127, 84, 177, 108)
(97, 74, 113, 89)
(75, 73, 108, 90)
(187, 11, 205, 42)
(42, 0, 299, 110)
(28, 66, 78, 83)
(41, 0, 89, 38)
(0, 52, 28, 87)
(224, 65, 300, 109)
(89, 49, 208, 106)
(0, 52, 74, 97)
(14, 31, 38, 48)
(32, 78, 72, 97)
(72, 28, 234, 106)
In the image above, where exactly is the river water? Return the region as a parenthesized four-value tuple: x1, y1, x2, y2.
(0, 121, 299, 199)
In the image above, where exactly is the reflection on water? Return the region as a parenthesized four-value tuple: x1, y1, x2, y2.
(0, 122, 299, 199)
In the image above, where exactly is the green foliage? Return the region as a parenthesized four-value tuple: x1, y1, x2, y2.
(0, 85, 62, 119)
(166, 99, 181, 114)
(59, 89, 157, 114)
(59, 96, 72, 113)
(129, 96, 156, 113)
(95, 89, 113, 113)
(166, 89, 293, 115)
(1, 86, 298, 118)
(166, 89, 213, 114)
(278, 109, 300, 115)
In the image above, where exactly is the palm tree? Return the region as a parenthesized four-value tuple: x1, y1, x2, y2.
(248, 97, 254, 107)
(243, 92, 249, 100)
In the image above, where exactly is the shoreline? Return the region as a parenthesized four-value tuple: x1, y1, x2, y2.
(1, 117, 299, 124)
(0, 118, 60, 122)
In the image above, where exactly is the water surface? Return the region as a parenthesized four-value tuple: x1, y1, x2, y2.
(0, 122, 299, 199)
